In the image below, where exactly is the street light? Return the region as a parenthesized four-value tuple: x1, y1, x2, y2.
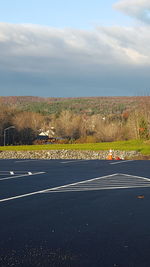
(4, 126, 15, 146)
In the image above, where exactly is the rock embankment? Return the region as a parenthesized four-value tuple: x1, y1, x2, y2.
(0, 150, 140, 159)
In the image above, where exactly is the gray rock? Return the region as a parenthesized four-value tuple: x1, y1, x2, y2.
(0, 149, 140, 160)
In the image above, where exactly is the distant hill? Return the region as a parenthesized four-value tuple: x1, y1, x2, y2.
(0, 96, 150, 116)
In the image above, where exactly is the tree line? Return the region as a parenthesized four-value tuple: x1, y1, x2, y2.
(0, 100, 150, 146)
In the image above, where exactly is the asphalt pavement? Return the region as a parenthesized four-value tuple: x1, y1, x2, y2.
(0, 159, 150, 267)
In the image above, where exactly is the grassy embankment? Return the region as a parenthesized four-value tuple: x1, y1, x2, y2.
(0, 140, 150, 156)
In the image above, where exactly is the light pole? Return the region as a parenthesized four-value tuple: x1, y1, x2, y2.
(4, 126, 15, 146)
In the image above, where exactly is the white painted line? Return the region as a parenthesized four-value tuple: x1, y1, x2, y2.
(110, 160, 134, 165)
(0, 173, 117, 203)
(49, 185, 150, 192)
(46, 173, 150, 193)
(0, 190, 46, 203)
(1, 173, 150, 203)
(44, 173, 150, 193)
(45, 173, 118, 191)
(15, 160, 41, 163)
(0, 171, 14, 173)
(61, 160, 89, 164)
(119, 173, 150, 182)
(0, 171, 35, 175)
(0, 172, 45, 182)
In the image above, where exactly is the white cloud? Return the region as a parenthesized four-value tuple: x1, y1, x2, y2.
(0, 22, 150, 96)
(0, 22, 150, 71)
(114, 0, 150, 23)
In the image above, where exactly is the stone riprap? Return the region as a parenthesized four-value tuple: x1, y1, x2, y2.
(0, 150, 140, 160)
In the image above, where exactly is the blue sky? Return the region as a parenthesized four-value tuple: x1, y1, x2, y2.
(0, 0, 131, 28)
(0, 0, 150, 97)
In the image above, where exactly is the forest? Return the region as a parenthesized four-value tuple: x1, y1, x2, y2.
(0, 96, 150, 146)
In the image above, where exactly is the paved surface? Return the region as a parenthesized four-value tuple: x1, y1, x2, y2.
(0, 159, 150, 266)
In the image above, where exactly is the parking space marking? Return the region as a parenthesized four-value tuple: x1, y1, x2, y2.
(61, 160, 89, 164)
(0, 190, 45, 203)
(45, 173, 150, 193)
(1, 173, 150, 203)
(0, 173, 117, 203)
(15, 160, 41, 163)
(0, 171, 33, 175)
(0, 172, 45, 182)
(110, 160, 134, 165)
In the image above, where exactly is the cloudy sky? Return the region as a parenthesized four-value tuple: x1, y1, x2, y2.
(0, 0, 150, 97)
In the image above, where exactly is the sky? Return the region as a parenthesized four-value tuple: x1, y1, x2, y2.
(0, 0, 150, 97)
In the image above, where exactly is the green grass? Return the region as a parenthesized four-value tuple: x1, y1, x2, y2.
(0, 139, 150, 155)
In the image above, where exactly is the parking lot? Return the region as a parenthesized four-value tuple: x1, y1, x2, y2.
(0, 159, 150, 266)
